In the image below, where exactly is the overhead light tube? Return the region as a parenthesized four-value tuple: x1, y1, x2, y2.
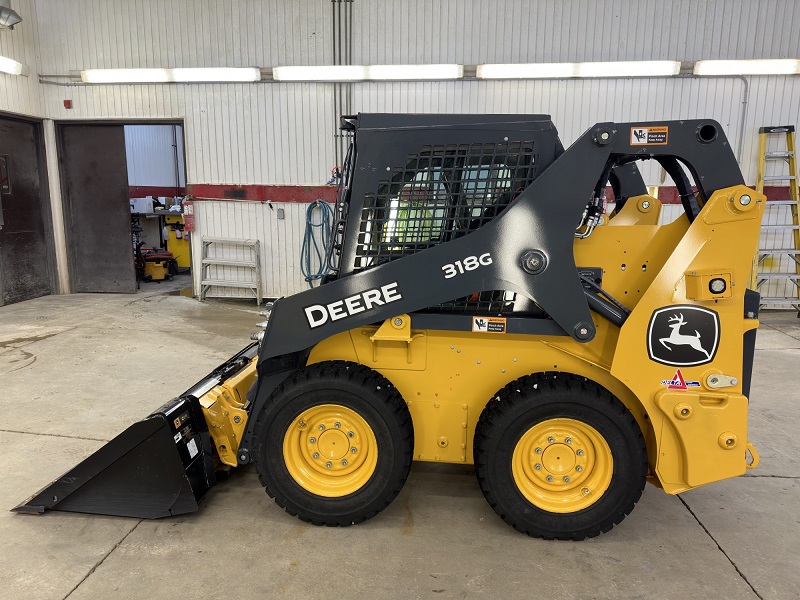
(693, 59, 800, 76)
(80, 67, 261, 84)
(0, 55, 27, 76)
(272, 64, 464, 82)
(477, 60, 681, 79)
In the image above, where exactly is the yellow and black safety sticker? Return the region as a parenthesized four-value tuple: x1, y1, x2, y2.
(472, 316, 507, 333)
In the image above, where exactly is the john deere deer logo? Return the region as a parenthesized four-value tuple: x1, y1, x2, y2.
(659, 313, 711, 360)
(647, 306, 719, 366)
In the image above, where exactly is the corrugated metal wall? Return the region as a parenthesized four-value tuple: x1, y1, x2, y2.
(1, 0, 799, 300)
(124, 124, 186, 188)
(0, 0, 41, 117)
(33, 0, 336, 186)
(191, 201, 310, 298)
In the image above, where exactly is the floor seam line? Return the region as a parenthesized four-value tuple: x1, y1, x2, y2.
(742, 474, 799, 479)
(61, 519, 142, 600)
(678, 496, 764, 600)
(0, 428, 108, 442)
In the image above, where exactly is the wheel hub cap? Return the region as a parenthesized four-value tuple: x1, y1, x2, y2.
(541, 443, 575, 474)
(283, 404, 378, 497)
(317, 430, 350, 461)
(512, 418, 613, 513)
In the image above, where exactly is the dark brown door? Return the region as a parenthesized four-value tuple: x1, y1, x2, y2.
(60, 124, 135, 293)
(0, 116, 52, 306)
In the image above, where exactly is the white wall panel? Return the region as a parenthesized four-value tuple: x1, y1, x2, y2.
(4, 0, 800, 303)
(20, 0, 800, 187)
(191, 200, 310, 299)
(354, 0, 799, 64)
(0, 0, 41, 117)
(125, 124, 186, 188)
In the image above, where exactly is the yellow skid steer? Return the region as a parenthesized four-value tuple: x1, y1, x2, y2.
(15, 115, 763, 539)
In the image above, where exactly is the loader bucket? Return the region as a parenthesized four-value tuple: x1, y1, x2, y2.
(12, 402, 212, 518)
(13, 343, 259, 519)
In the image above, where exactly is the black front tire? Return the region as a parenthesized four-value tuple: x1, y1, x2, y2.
(253, 361, 413, 526)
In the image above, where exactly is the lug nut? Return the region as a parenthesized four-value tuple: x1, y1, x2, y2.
(318, 424, 325, 431)
(298, 419, 306, 428)
(325, 462, 332, 469)
(534, 463, 542, 470)
(334, 422, 341, 429)
(341, 459, 348, 466)
(577, 449, 585, 457)
(348, 431, 354, 438)
(546, 475, 554, 482)
(576, 465, 583, 472)
(312, 452, 319, 459)
(548, 436, 555, 443)
(582, 488, 590, 495)
(535, 447, 542, 454)
(565, 437, 573, 444)
(564, 476, 571, 483)
(309, 437, 316, 444)
(351, 447, 357, 454)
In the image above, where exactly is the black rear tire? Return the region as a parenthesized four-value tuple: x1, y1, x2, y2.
(474, 372, 648, 540)
(253, 361, 413, 526)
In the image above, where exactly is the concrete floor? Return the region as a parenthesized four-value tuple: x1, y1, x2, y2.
(1, 285, 798, 600)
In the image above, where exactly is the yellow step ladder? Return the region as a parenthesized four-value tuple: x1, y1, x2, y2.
(752, 125, 800, 311)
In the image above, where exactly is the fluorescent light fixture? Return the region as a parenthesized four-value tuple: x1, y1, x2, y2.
(693, 59, 800, 76)
(0, 54, 27, 76)
(477, 60, 681, 79)
(272, 64, 463, 82)
(171, 67, 261, 82)
(80, 67, 261, 84)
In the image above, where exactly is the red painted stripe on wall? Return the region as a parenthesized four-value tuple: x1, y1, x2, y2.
(187, 184, 337, 203)
(129, 186, 186, 198)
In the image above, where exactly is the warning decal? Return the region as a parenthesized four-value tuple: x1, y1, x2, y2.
(660, 369, 700, 390)
(186, 437, 199, 459)
(630, 126, 669, 146)
(472, 316, 507, 333)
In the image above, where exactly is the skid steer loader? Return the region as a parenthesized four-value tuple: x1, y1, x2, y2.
(15, 114, 764, 539)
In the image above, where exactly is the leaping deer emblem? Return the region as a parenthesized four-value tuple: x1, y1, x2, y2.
(659, 313, 711, 359)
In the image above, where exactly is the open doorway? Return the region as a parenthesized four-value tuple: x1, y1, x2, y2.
(58, 122, 189, 295)
(126, 124, 190, 292)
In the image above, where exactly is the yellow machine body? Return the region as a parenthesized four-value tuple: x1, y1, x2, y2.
(204, 185, 764, 497)
(306, 185, 764, 495)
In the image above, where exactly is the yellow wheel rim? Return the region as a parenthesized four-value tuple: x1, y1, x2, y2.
(512, 418, 613, 513)
(283, 404, 378, 498)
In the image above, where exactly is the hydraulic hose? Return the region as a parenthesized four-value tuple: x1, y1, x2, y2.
(301, 200, 333, 287)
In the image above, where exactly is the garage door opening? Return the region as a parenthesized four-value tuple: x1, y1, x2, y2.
(58, 122, 189, 295)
